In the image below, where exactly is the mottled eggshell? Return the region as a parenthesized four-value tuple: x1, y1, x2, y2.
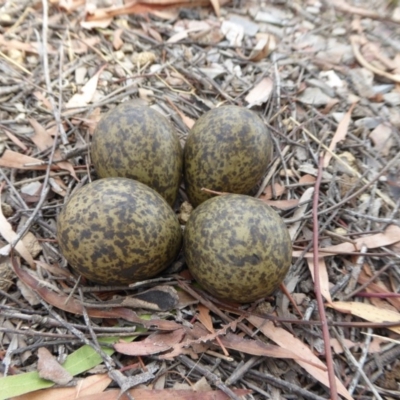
(57, 178, 182, 285)
(184, 194, 292, 303)
(183, 106, 272, 207)
(91, 103, 183, 206)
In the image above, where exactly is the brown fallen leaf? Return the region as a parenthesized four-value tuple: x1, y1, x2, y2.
(259, 183, 286, 200)
(245, 77, 274, 108)
(306, 257, 332, 304)
(330, 337, 357, 355)
(66, 65, 107, 108)
(51, 0, 85, 13)
(329, 301, 400, 335)
(358, 271, 400, 311)
(112, 28, 124, 50)
(120, 285, 179, 311)
(0, 149, 49, 170)
(263, 199, 299, 210)
(29, 118, 78, 181)
(12, 373, 112, 400)
(197, 304, 229, 356)
(351, 35, 400, 83)
(0, 192, 35, 268)
(0, 34, 56, 54)
(248, 316, 354, 400)
(323, 103, 356, 167)
(292, 224, 400, 258)
(37, 347, 73, 385)
(299, 174, 316, 184)
(83, 0, 230, 24)
(74, 388, 251, 400)
(10, 256, 182, 331)
(238, 33, 276, 62)
(115, 329, 185, 356)
(2, 127, 28, 152)
(369, 123, 394, 156)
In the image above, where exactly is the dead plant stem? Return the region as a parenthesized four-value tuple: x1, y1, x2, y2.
(313, 155, 338, 400)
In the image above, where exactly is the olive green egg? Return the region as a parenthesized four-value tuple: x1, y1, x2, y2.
(183, 194, 292, 303)
(57, 178, 182, 285)
(183, 106, 272, 207)
(91, 103, 183, 206)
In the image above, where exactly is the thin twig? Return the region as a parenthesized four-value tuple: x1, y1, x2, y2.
(312, 155, 338, 400)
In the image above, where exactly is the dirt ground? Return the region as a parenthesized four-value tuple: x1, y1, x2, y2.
(1, 1, 400, 399)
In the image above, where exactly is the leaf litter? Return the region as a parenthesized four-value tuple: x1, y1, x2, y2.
(1, 0, 400, 399)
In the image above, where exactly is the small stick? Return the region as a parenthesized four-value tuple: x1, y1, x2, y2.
(312, 155, 338, 400)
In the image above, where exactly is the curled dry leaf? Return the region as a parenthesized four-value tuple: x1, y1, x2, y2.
(66, 65, 107, 109)
(323, 103, 356, 167)
(369, 123, 394, 156)
(245, 77, 274, 108)
(0, 195, 35, 268)
(351, 35, 400, 83)
(37, 347, 73, 385)
(238, 33, 276, 61)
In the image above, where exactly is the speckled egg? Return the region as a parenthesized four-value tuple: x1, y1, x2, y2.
(183, 194, 292, 303)
(57, 178, 182, 285)
(91, 103, 183, 206)
(183, 106, 272, 207)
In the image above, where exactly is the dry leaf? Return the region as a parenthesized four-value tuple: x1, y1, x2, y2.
(293, 224, 400, 258)
(28, 118, 78, 180)
(0, 34, 55, 54)
(251, 33, 276, 61)
(263, 199, 299, 210)
(260, 183, 286, 200)
(330, 338, 357, 354)
(245, 77, 273, 108)
(37, 347, 73, 385)
(197, 304, 214, 333)
(83, 0, 229, 25)
(0, 149, 48, 170)
(2, 128, 28, 151)
(112, 28, 123, 50)
(248, 316, 354, 400)
(288, 187, 314, 241)
(73, 388, 251, 400)
(0, 197, 35, 268)
(329, 301, 400, 335)
(369, 123, 393, 156)
(323, 103, 355, 167)
(358, 271, 400, 311)
(66, 65, 107, 108)
(299, 174, 316, 184)
(12, 374, 112, 400)
(11, 256, 183, 331)
(115, 329, 185, 356)
(306, 257, 332, 303)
